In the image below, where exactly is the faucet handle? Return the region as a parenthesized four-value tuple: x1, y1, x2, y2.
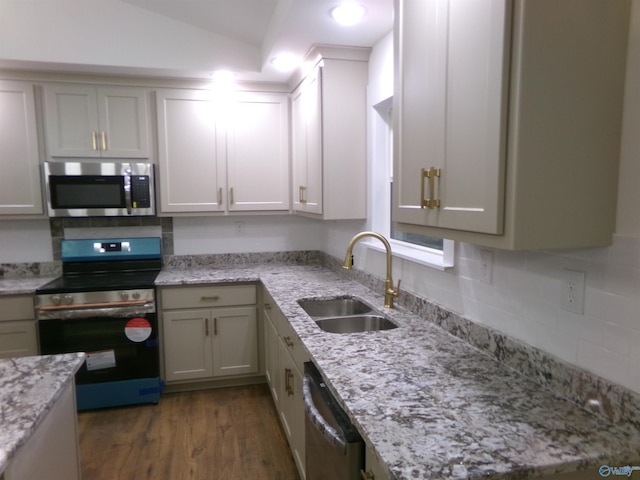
(394, 279, 401, 296)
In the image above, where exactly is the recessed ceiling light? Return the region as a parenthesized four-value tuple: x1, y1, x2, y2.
(271, 54, 301, 72)
(210, 70, 236, 83)
(331, 2, 366, 26)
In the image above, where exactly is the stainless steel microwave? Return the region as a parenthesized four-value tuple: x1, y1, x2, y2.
(43, 161, 156, 217)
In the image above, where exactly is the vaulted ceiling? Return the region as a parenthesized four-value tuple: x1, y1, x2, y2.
(0, 0, 393, 83)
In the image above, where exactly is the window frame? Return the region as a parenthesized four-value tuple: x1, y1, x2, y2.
(367, 97, 454, 271)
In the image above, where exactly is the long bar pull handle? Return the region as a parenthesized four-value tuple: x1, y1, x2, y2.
(299, 186, 307, 204)
(200, 295, 220, 302)
(101, 131, 107, 151)
(205, 318, 209, 336)
(229, 187, 234, 205)
(92, 132, 98, 151)
(213, 317, 218, 335)
(420, 167, 441, 209)
(218, 187, 223, 206)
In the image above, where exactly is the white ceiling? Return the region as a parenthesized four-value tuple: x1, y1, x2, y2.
(0, 0, 393, 83)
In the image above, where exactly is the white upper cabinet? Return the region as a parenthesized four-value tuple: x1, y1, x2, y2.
(226, 92, 290, 212)
(156, 88, 290, 215)
(291, 46, 369, 220)
(0, 80, 43, 216)
(156, 88, 225, 213)
(393, 0, 631, 250)
(43, 84, 150, 158)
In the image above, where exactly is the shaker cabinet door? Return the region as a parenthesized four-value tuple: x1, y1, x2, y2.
(156, 88, 225, 213)
(394, 0, 510, 234)
(0, 81, 43, 215)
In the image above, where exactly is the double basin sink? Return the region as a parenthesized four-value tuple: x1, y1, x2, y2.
(298, 297, 398, 334)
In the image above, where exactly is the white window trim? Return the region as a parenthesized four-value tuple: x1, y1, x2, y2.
(369, 96, 454, 271)
(364, 238, 455, 271)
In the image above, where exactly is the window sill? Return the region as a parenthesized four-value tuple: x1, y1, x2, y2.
(363, 238, 454, 271)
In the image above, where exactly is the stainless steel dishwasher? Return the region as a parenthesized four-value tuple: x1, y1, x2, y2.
(303, 362, 364, 480)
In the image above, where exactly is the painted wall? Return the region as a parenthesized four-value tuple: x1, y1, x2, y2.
(325, 6, 640, 394)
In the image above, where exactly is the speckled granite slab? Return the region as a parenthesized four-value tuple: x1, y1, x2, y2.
(0, 353, 86, 475)
(157, 264, 640, 480)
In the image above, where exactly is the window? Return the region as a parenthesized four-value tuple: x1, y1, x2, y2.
(369, 97, 454, 270)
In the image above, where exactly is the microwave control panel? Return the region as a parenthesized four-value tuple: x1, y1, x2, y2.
(131, 176, 151, 208)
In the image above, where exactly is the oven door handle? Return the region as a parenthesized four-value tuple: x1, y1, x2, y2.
(36, 299, 153, 311)
(36, 301, 155, 320)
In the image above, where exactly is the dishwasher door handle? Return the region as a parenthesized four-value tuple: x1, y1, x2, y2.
(303, 373, 347, 453)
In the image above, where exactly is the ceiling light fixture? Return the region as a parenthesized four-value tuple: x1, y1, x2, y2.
(331, 2, 366, 26)
(271, 54, 301, 73)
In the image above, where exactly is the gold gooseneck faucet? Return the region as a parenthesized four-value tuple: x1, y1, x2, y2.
(343, 231, 401, 308)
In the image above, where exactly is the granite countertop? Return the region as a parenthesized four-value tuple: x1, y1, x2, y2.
(157, 264, 640, 480)
(0, 353, 86, 475)
(0, 276, 57, 296)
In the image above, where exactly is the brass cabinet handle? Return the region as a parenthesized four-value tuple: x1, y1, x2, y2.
(218, 187, 223, 205)
(285, 368, 294, 396)
(283, 336, 294, 348)
(264, 302, 272, 310)
(299, 185, 307, 204)
(205, 318, 209, 336)
(420, 167, 441, 209)
(360, 469, 375, 480)
(229, 187, 234, 205)
(213, 317, 218, 336)
(92, 131, 98, 151)
(200, 295, 220, 302)
(101, 131, 107, 151)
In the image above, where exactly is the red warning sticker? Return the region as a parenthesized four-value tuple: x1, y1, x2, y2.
(125, 317, 152, 342)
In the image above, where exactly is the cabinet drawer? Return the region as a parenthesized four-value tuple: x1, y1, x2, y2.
(0, 295, 34, 322)
(161, 285, 256, 310)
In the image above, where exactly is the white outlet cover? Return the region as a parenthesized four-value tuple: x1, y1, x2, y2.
(479, 249, 494, 284)
(561, 269, 586, 314)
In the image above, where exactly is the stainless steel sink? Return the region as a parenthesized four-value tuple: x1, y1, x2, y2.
(298, 297, 398, 334)
(298, 297, 373, 319)
(314, 314, 398, 334)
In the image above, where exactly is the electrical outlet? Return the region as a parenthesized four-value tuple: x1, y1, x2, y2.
(479, 249, 493, 284)
(561, 269, 585, 314)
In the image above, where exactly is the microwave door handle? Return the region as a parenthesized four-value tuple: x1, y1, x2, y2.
(124, 172, 133, 214)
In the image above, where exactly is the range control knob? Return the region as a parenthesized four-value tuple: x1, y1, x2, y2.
(132, 291, 141, 300)
(51, 295, 61, 306)
(120, 291, 130, 301)
(63, 295, 73, 305)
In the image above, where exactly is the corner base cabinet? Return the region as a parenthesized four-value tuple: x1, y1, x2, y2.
(393, 0, 631, 250)
(160, 285, 259, 384)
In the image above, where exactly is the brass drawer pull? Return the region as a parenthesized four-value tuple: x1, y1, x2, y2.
(200, 295, 220, 302)
(283, 336, 294, 348)
(360, 470, 375, 480)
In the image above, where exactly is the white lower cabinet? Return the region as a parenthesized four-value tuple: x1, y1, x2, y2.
(0, 295, 38, 359)
(161, 285, 258, 384)
(3, 380, 81, 480)
(263, 292, 308, 480)
(361, 443, 391, 480)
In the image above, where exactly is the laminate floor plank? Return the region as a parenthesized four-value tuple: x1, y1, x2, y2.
(77, 384, 300, 480)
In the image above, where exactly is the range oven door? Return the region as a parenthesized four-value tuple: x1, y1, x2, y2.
(38, 307, 161, 410)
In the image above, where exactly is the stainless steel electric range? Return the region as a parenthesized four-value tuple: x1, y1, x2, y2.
(35, 237, 163, 411)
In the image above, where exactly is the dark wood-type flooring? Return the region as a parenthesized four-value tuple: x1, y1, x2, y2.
(77, 384, 300, 480)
